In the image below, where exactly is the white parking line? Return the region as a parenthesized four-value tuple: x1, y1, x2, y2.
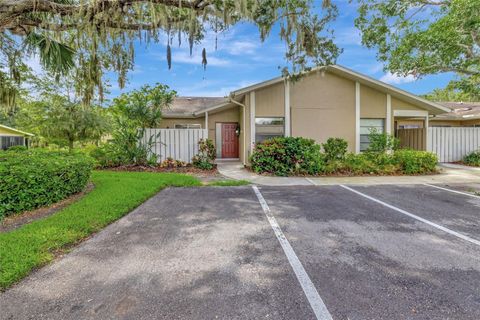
(424, 183, 480, 199)
(340, 185, 480, 247)
(251, 186, 333, 320)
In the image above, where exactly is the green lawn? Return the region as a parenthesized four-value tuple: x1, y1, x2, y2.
(0, 171, 201, 290)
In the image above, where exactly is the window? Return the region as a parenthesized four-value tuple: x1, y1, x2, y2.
(174, 124, 201, 129)
(255, 117, 285, 143)
(0, 136, 24, 150)
(360, 119, 384, 151)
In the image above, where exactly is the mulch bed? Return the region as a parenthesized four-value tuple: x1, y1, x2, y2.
(0, 183, 95, 233)
(102, 165, 226, 183)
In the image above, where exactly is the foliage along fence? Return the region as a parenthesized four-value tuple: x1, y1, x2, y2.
(399, 127, 480, 162)
(142, 128, 208, 163)
(427, 127, 480, 163)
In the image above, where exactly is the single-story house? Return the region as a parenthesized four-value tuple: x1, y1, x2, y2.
(160, 65, 450, 164)
(396, 102, 480, 129)
(0, 124, 34, 150)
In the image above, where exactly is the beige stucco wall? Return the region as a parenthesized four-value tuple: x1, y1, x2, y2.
(290, 72, 357, 152)
(360, 85, 387, 118)
(390, 97, 428, 136)
(255, 82, 285, 117)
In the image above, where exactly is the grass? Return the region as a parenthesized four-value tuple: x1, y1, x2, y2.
(0, 171, 201, 290)
(206, 179, 250, 187)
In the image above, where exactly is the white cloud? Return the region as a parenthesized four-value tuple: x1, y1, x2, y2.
(223, 40, 259, 56)
(177, 79, 261, 97)
(380, 72, 416, 85)
(335, 27, 362, 46)
(174, 51, 231, 67)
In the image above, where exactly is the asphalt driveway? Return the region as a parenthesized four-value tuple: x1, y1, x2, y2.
(1, 184, 480, 319)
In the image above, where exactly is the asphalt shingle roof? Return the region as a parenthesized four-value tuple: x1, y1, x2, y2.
(436, 102, 480, 120)
(163, 96, 226, 117)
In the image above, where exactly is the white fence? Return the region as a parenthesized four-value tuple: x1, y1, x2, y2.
(427, 127, 480, 162)
(142, 128, 208, 163)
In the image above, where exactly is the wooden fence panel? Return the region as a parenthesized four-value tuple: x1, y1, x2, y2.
(397, 128, 425, 151)
(428, 127, 480, 162)
(142, 129, 208, 163)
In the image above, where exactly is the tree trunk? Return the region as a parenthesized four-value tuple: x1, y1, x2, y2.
(68, 139, 74, 152)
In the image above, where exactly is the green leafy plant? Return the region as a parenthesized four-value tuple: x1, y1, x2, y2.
(192, 139, 216, 170)
(322, 138, 348, 162)
(250, 137, 325, 176)
(463, 151, 480, 166)
(96, 84, 176, 167)
(0, 149, 93, 219)
(393, 149, 438, 174)
(160, 157, 188, 168)
(367, 129, 399, 153)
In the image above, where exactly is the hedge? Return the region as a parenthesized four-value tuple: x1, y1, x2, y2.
(0, 149, 94, 219)
(250, 137, 324, 176)
(250, 137, 438, 176)
(463, 150, 480, 166)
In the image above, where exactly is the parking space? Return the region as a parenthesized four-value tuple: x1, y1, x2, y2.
(1, 183, 480, 319)
(258, 185, 480, 319)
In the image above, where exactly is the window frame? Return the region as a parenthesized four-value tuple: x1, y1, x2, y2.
(360, 118, 385, 152)
(255, 117, 285, 143)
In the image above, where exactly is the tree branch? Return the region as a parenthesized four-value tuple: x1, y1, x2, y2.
(0, 0, 213, 31)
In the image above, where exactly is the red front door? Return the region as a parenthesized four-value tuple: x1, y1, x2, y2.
(221, 123, 239, 158)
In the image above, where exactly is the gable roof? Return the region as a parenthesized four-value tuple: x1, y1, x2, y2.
(433, 102, 480, 121)
(231, 64, 450, 115)
(0, 124, 34, 136)
(163, 96, 227, 118)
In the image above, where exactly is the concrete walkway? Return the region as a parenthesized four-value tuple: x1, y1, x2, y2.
(217, 161, 480, 186)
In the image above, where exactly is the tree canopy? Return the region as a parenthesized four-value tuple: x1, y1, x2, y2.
(355, 0, 480, 96)
(0, 0, 340, 109)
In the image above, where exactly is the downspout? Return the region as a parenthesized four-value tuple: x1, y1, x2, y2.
(229, 96, 247, 165)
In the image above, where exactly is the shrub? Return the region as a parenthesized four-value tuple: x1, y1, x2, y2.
(250, 137, 325, 176)
(160, 157, 188, 168)
(0, 149, 94, 219)
(393, 149, 438, 174)
(367, 129, 399, 153)
(322, 138, 348, 162)
(463, 150, 480, 166)
(192, 139, 216, 170)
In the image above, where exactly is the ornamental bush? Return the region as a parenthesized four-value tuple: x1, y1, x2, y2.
(0, 149, 94, 219)
(463, 150, 480, 166)
(393, 149, 438, 174)
(192, 139, 216, 170)
(322, 138, 348, 162)
(250, 136, 438, 176)
(250, 137, 325, 176)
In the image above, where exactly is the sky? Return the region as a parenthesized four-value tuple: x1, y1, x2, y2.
(88, 1, 454, 99)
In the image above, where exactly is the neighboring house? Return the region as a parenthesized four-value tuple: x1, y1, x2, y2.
(0, 124, 34, 150)
(396, 102, 480, 129)
(160, 65, 449, 164)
